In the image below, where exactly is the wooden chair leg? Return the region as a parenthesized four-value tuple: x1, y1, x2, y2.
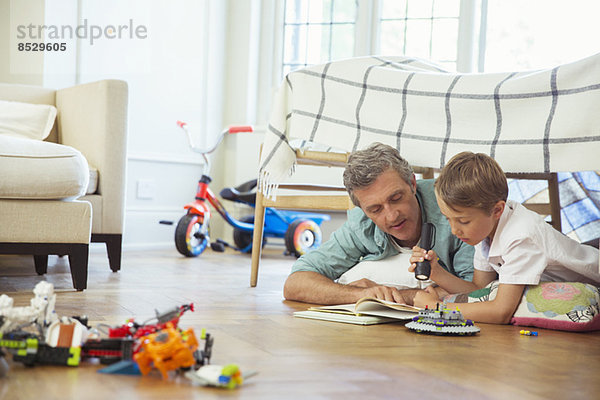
(250, 190, 266, 287)
(68, 244, 89, 291)
(548, 172, 562, 232)
(33, 255, 48, 275)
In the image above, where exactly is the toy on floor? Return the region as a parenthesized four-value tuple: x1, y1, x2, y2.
(134, 322, 199, 380)
(0, 281, 57, 334)
(185, 364, 245, 389)
(81, 338, 135, 365)
(0, 287, 254, 389)
(108, 303, 194, 341)
(520, 329, 538, 336)
(0, 282, 87, 370)
(405, 303, 480, 335)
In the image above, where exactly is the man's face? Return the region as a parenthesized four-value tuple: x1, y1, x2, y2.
(353, 169, 421, 247)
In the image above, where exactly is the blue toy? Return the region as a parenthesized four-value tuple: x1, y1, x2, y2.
(168, 122, 330, 258)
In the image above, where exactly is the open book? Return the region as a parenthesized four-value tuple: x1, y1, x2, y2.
(293, 297, 421, 325)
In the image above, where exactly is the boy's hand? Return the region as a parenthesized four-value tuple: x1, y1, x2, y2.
(413, 286, 441, 309)
(409, 246, 441, 279)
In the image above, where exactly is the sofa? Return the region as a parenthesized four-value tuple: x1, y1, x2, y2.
(0, 80, 128, 290)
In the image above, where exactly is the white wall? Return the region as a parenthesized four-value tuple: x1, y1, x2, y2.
(0, 0, 45, 85)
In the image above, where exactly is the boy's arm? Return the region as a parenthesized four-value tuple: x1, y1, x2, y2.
(410, 247, 496, 293)
(445, 283, 525, 324)
(414, 283, 525, 324)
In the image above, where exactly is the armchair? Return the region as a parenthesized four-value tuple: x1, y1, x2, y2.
(0, 79, 128, 290)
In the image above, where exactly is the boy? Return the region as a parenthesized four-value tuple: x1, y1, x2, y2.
(409, 152, 600, 324)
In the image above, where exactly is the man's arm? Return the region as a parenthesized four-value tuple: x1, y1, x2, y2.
(283, 271, 412, 305)
(449, 239, 475, 281)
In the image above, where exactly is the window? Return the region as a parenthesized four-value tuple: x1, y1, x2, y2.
(282, 0, 357, 77)
(379, 0, 460, 71)
(280, 0, 473, 79)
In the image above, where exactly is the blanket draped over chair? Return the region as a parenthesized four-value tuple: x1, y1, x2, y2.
(258, 54, 600, 198)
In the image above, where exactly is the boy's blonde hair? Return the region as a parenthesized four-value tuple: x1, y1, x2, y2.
(435, 151, 508, 214)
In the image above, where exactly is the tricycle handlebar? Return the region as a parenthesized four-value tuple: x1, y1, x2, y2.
(177, 122, 253, 155)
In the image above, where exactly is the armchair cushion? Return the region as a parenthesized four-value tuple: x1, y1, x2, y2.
(0, 99, 57, 140)
(0, 135, 89, 200)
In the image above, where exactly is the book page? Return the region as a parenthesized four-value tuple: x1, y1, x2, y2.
(353, 301, 417, 320)
(308, 297, 420, 321)
(293, 310, 395, 325)
(308, 303, 360, 314)
(355, 297, 421, 313)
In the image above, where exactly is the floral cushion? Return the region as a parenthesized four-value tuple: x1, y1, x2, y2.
(443, 281, 600, 331)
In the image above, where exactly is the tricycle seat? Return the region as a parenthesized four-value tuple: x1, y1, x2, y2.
(220, 179, 257, 205)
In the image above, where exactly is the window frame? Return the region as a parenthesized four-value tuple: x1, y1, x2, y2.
(255, 0, 486, 125)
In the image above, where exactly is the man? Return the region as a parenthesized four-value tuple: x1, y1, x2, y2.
(283, 143, 474, 305)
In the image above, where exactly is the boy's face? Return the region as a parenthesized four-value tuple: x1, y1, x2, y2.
(353, 168, 421, 247)
(436, 196, 505, 246)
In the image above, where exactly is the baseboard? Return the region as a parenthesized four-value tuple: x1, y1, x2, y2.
(122, 242, 175, 252)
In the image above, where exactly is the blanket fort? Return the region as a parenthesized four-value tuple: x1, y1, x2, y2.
(258, 55, 600, 198)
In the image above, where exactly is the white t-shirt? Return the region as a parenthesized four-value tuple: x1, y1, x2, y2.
(474, 200, 600, 285)
(337, 235, 433, 289)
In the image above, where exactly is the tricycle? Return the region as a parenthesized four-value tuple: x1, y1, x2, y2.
(171, 122, 330, 258)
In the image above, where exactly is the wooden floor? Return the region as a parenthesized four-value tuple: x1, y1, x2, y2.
(1, 246, 599, 400)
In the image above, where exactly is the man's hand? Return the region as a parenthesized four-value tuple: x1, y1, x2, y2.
(413, 285, 441, 309)
(284, 271, 418, 305)
(361, 285, 410, 304)
(346, 278, 379, 288)
(346, 279, 421, 305)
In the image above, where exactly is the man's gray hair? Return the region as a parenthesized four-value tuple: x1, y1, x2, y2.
(343, 142, 413, 207)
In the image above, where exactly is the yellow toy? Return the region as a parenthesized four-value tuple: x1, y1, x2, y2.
(134, 322, 198, 380)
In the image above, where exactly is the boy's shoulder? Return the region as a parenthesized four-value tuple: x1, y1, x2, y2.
(498, 200, 548, 241)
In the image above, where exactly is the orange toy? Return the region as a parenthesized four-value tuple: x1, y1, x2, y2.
(133, 322, 199, 380)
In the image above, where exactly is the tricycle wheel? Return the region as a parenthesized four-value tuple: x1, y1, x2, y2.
(285, 219, 322, 258)
(233, 215, 265, 252)
(175, 214, 209, 257)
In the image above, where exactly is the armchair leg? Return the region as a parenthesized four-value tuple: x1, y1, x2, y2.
(33, 255, 48, 275)
(91, 234, 122, 272)
(68, 244, 89, 291)
(0, 243, 89, 291)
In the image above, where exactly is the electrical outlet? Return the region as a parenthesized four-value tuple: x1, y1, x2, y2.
(137, 179, 156, 199)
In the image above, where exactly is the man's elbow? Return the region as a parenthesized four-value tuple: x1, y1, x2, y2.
(283, 273, 300, 301)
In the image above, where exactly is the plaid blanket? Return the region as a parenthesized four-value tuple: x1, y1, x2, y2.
(509, 171, 600, 242)
(259, 55, 600, 198)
